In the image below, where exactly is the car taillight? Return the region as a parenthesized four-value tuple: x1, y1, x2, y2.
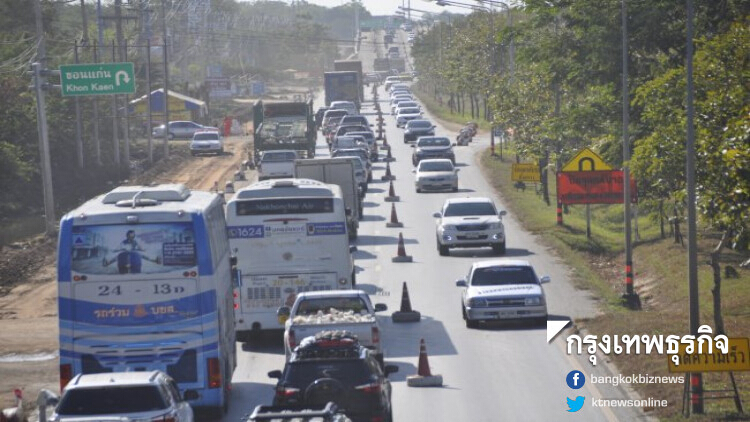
(372, 326, 380, 345)
(59, 364, 72, 391)
(275, 386, 300, 399)
(207, 357, 221, 388)
(288, 329, 296, 349)
(233, 289, 239, 309)
(355, 382, 381, 394)
(152, 415, 177, 422)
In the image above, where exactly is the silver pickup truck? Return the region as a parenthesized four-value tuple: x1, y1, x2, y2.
(278, 290, 387, 363)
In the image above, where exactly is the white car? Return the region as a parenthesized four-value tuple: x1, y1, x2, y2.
(393, 101, 420, 115)
(329, 100, 358, 116)
(51, 370, 194, 422)
(189, 130, 223, 155)
(396, 107, 423, 127)
(433, 197, 507, 256)
(413, 159, 458, 193)
(258, 150, 298, 180)
(456, 259, 550, 328)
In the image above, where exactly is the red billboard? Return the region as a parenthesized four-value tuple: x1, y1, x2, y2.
(556, 170, 637, 205)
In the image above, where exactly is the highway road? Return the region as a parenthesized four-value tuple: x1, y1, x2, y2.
(220, 30, 648, 422)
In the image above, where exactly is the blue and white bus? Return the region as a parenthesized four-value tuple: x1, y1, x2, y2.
(57, 184, 236, 413)
(226, 178, 356, 340)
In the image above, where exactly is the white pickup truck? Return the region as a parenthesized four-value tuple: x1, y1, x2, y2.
(278, 290, 387, 363)
(257, 150, 298, 181)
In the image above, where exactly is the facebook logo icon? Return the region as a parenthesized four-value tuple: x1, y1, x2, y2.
(566, 370, 585, 389)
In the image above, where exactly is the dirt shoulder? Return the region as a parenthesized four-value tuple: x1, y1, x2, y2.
(0, 136, 251, 411)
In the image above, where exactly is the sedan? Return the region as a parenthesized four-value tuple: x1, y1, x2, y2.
(152, 121, 219, 139)
(413, 159, 458, 193)
(396, 107, 423, 127)
(412, 136, 455, 165)
(403, 119, 435, 142)
(456, 259, 550, 328)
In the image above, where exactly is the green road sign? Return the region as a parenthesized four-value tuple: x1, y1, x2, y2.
(60, 62, 135, 97)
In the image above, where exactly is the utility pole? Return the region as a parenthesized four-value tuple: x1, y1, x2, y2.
(32, 0, 55, 235)
(686, 0, 703, 414)
(73, 41, 84, 168)
(161, 0, 170, 159)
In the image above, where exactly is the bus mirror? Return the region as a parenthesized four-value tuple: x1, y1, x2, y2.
(230, 256, 237, 266)
(345, 207, 352, 216)
(277, 306, 291, 318)
(349, 245, 358, 253)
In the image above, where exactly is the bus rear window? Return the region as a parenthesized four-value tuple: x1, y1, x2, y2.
(70, 223, 197, 275)
(235, 198, 334, 216)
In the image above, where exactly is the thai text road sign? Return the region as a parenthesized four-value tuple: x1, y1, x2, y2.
(557, 170, 637, 205)
(512, 163, 540, 182)
(668, 338, 750, 373)
(562, 147, 612, 172)
(60, 62, 135, 97)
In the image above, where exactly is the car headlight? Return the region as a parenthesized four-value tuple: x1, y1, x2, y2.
(487, 222, 503, 229)
(338, 277, 349, 285)
(469, 297, 487, 307)
(525, 296, 543, 306)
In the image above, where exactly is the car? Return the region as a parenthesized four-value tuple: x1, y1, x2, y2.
(413, 159, 459, 193)
(315, 106, 330, 129)
(322, 109, 348, 131)
(332, 148, 372, 184)
(332, 135, 368, 152)
(433, 197, 508, 256)
(390, 97, 414, 114)
(402, 119, 435, 141)
(50, 370, 194, 422)
(364, 72, 381, 84)
(268, 331, 398, 422)
(152, 121, 218, 139)
(329, 101, 358, 116)
(456, 259, 550, 328)
(392, 101, 420, 115)
(384, 76, 401, 91)
(346, 131, 379, 161)
(189, 130, 223, 156)
(258, 150, 298, 180)
(396, 107, 423, 128)
(332, 125, 371, 145)
(411, 136, 455, 165)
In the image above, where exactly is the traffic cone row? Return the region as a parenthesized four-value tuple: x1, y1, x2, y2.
(407, 339, 443, 387)
(385, 180, 400, 202)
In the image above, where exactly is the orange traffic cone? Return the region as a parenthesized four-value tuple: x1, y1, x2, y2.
(385, 145, 394, 162)
(407, 338, 442, 387)
(385, 180, 400, 202)
(386, 203, 403, 228)
(391, 281, 420, 322)
(417, 339, 432, 376)
(392, 232, 412, 262)
(383, 132, 389, 147)
(381, 162, 395, 181)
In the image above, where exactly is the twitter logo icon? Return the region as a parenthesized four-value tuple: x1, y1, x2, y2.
(567, 396, 585, 412)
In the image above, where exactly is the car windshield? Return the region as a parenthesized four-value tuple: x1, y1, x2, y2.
(420, 161, 454, 172)
(400, 108, 420, 115)
(471, 266, 538, 286)
(324, 110, 347, 119)
(56, 386, 167, 415)
(399, 102, 418, 108)
(193, 133, 219, 141)
(418, 138, 450, 147)
(443, 202, 497, 216)
(262, 151, 296, 161)
(296, 297, 368, 315)
(408, 121, 431, 128)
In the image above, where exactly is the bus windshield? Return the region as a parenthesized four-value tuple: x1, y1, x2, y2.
(71, 223, 196, 275)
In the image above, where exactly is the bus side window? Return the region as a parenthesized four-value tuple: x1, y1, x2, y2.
(232, 267, 242, 287)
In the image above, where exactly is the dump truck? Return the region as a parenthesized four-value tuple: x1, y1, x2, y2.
(334, 60, 364, 103)
(252, 100, 316, 164)
(324, 71, 360, 109)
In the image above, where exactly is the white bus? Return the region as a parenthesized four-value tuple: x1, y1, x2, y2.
(226, 178, 356, 340)
(57, 184, 237, 414)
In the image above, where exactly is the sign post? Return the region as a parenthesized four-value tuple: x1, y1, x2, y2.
(60, 62, 135, 97)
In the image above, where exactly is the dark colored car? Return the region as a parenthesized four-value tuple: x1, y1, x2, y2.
(412, 136, 455, 165)
(268, 332, 398, 422)
(315, 107, 330, 130)
(403, 119, 435, 143)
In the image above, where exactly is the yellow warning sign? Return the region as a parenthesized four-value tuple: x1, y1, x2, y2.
(562, 148, 612, 172)
(512, 163, 540, 182)
(667, 338, 750, 373)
